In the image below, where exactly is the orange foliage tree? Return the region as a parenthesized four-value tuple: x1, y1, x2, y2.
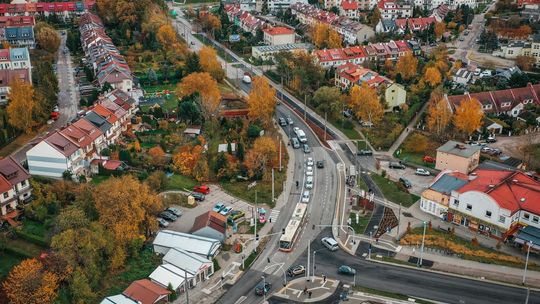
(156, 24, 178, 52)
(434, 22, 446, 39)
(395, 53, 418, 81)
(247, 77, 276, 128)
(177, 72, 221, 119)
(148, 146, 167, 166)
(426, 96, 452, 137)
(2, 258, 59, 304)
(172, 144, 204, 175)
(423, 67, 442, 87)
(199, 46, 225, 81)
(311, 22, 342, 49)
(245, 136, 278, 181)
(453, 98, 484, 136)
(348, 83, 384, 125)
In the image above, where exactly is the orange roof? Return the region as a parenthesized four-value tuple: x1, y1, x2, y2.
(263, 26, 294, 36)
(91, 104, 118, 124)
(341, 0, 358, 10)
(123, 279, 170, 304)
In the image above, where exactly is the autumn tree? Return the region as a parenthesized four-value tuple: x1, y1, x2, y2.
(245, 136, 278, 181)
(370, 8, 381, 27)
(516, 55, 534, 71)
(35, 22, 60, 54)
(247, 77, 276, 127)
(327, 28, 342, 49)
(7, 79, 37, 134)
(193, 156, 210, 182)
(395, 53, 418, 81)
(148, 146, 167, 167)
(157, 24, 178, 53)
(434, 22, 446, 39)
(55, 206, 90, 233)
(426, 96, 452, 137)
(177, 72, 221, 120)
(201, 14, 221, 36)
(348, 83, 384, 125)
(2, 258, 59, 304)
(199, 46, 225, 81)
(453, 98, 484, 136)
(172, 144, 204, 175)
(423, 67, 442, 87)
(312, 86, 344, 120)
(403, 133, 428, 153)
(311, 23, 341, 49)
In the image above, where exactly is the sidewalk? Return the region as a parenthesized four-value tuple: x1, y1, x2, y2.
(272, 276, 339, 303)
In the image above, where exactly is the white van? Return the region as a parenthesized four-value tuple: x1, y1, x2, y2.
(294, 128, 308, 143)
(321, 237, 338, 251)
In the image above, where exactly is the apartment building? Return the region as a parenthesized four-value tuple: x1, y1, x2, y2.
(0, 16, 35, 48)
(0, 156, 31, 221)
(0, 47, 32, 102)
(378, 0, 413, 20)
(263, 26, 295, 45)
(0, 1, 95, 18)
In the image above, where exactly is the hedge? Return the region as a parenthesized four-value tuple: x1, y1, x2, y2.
(1, 246, 34, 259)
(14, 230, 48, 247)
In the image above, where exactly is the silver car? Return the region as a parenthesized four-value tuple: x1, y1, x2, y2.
(305, 176, 313, 189)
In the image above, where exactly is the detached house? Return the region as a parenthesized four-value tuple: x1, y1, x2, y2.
(435, 140, 481, 175)
(190, 211, 228, 242)
(0, 156, 31, 224)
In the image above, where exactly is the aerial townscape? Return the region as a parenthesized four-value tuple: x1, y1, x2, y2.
(1, 0, 540, 303)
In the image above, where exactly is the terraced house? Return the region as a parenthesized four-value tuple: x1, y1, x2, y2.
(0, 16, 35, 48)
(0, 47, 32, 103)
(0, 156, 31, 226)
(0, 0, 95, 18)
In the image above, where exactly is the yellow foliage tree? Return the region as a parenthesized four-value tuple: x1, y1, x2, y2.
(426, 96, 452, 137)
(172, 145, 203, 176)
(423, 67, 442, 87)
(177, 72, 221, 119)
(453, 98, 484, 136)
(403, 133, 428, 153)
(199, 46, 225, 81)
(311, 22, 329, 48)
(2, 258, 59, 304)
(148, 146, 167, 166)
(245, 137, 278, 181)
(327, 28, 342, 49)
(7, 79, 37, 134)
(434, 22, 446, 39)
(247, 77, 276, 128)
(35, 22, 60, 53)
(156, 24, 178, 52)
(395, 53, 418, 81)
(348, 83, 384, 125)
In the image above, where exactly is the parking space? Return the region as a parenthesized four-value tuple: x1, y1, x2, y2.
(380, 161, 433, 195)
(164, 184, 256, 233)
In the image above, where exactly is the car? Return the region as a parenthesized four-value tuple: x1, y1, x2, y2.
(53, 105, 59, 112)
(464, 30, 470, 35)
(481, 146, 491, 153)
(229, 210, 245, 221)
(190, 192, 205, 201)
(278, 117, 287, 126)
(291, 138, 300, 149)
(317, 160, 325, 168)
(322, 237, 338, 251)
(254, 281, 271, 296)
(301, 190, 310, 203)
(220, 206, 233, 216)
(303, 144, 311, 153)
(486, 136, 497, 143)
(306, 157, 314, 166)
(242, 74, 252, 84)
(193, 185, 210, 194)
(415, 168, 430, 176)
(389, 162, 405, 169)
(306, 166, 313, 176)
(305, 176, 313, 189)
(399, 178, 412, 189)
(157, 218, 169, 228)
(166, 207, 182, 217)
(159, 211, 178, 222)
(287, 265, 306, 277)
(342, 110, 352, 118)
(338, 265, 356, 275)
(190, 41, 195, 45)
(459, 36, 465, 41)
(357, 149, 373, 156)
(361, 121, 374, 128)
(51, 111, 60, 121)
(213, 203, 225, 213)
(286, 117, 293, 125)
(469, 141, 480, 146)
(422, 155, 435, 163)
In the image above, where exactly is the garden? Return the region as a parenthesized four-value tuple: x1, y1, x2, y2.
(371, 173, 419, 208)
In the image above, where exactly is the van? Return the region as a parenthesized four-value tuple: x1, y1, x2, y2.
(321, 237, 338, 251)
(294, 127, 308, 143)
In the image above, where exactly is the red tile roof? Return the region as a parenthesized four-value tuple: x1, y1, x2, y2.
(263, 26, 294, 36)
(190, 211, 227, 234)
(0, 156, 29, 187)
(341, 0, 358, 10)
(0, 16, 35, 27)
(123, 279, 170, 304)
(91, 104, 118, 124)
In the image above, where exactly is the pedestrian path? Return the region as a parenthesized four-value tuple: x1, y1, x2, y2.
(269, 209, 280, 222)
(272, 276, 339, 303)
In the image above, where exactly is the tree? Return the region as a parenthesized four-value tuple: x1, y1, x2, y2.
(199, 46, 225, 81)
(311, 22, 329, 48)
(172, 145, 204, 175)
(55, 206, 90, 233)
(244, 136, 278, 180)
(395, 53, 418, 81)
(177, 72, 221, 120)
(201, 14, 221, 36)
(516, 55, 534, 71)
(327, 28, 342, 48)
(193, 156, 209, 181)
(184, 52, 202, 74)
(2, 258, 59, 304)
(434, 22, 446, 39)
(69, 268, 96, 304)
(148, 146, 167, 166)
(348, 83, 384, 125)
(312, 86, 343, 120)
(370, 8, 381, 27)
(147, 68, 158, 84)
(35, 22, 60, 54)
(453, 98, 484, 136)
(157, 24, 178, 52)
(247, 77, 276, 127)
(426, 96, 452, 137)
(403, 133, 428, 153)
(7, 79, 37, 134)
(423, 67, 442, 87)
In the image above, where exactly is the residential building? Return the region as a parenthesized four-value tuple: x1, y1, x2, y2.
(493, 35, 540, 66)
(431, 4, 449, 22)
(385, 82, 407, 110)
(123, 279, 170, 304)
(263, 26, 295, 45)
(0, 156, 31, 222)
(518, 0, 540, 7)
(149, 263, 194, 293)
(162, 248, 214, 287)
(340, 0, 359, 19)
(415, 0, 476, 10)
(420, 171, 469, 219)
(453, 68, 473, 85)
(336, 18, 375, 44)
(435, 140, 481, 174)
(378, 0, 413, 20)
(445, 83, 540, 118)
(0, 47, 32, 102)
(266, 0, 308, 11)
(251, 43, 313, 61)
(224, 5, 267, 35)
(152, 230, 221, 259)
(394, 17, 436, 33)
(100, 294, 138, 304)
(0, 16, 35, 48)
(0, 1, 95, 18)
(375, 19, 397, 33)
(190, 211, 228, 242)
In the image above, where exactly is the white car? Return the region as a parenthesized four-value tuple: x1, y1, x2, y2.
(301, 190, 310, 203)
(307, 157, 314, 166)
(415, 168, 430, 176)
(306, 166, 313, 176)
(242, 75, 252, 83)
(305, 176, 313, 189)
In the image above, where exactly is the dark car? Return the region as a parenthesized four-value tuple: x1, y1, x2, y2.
(399, 178, 412, 189)
(338, 265, 356, 276)
(287, 265, 306, 277)
(278, 117, 287, 126)
(357, 149, 373, 156)
(317, 160, 325, 168)
(166, 207, 182, 217)
(254, 281, 271, 296)
(190, 192, 205, 201)
(159, 211, 178, 222)
(389, 162, 406, 169)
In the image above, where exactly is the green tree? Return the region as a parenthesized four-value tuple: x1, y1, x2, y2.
(312, 86, 344, 120)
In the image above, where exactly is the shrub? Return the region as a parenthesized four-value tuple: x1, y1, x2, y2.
(14, 230, 48, 247)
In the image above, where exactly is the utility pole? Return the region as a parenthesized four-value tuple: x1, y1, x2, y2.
(306, 241, 310, 281)
(183, 270, 190, 304)
(523, 241, 533, 285)
(254, 191, 258, 248)
(419, 221, 427, 267)
(303, 94, 307, 121)
(279, 140, 282, 171)
(272, 168, 275, 203)
(396, 202, 401, 241)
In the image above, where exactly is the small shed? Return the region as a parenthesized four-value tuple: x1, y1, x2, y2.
(218, 143, 236, 153)
(184, 125, 202, 137)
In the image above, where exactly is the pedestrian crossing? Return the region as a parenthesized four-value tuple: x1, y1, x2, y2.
(269, 209, 280, 222)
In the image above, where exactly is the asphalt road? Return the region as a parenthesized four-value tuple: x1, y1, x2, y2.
(288, 230, 540, 304)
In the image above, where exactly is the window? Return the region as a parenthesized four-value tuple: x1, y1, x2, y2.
(499, 216, 505, 223)
(20, 180, 26, 187)
(533, 216, 539, 224)
(466, 204, 472, 211)
(453, 199, 459, 207)
(524, 213, 530, 221)
(485, 211, 492, 218)
(3, 192, 8, 199)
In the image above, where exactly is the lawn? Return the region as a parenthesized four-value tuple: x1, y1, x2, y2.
(331, 118, 362, 140)
(370, 174, 419, 207)
(353, 286, 434, 304)
(3, 238, 45, 257)
(0, 253, 22, 278)
(91, 175, 112, 185)
(349, 212, 370, 235)
(141, 83, 179, 112)
(394, 151, 435, 169)
(165, 174, 198, 191)
(19, 219, 48, 239)
(357, 176, 369, 192)
(221, 169, 286, 208)
(363, 114, 404, 151)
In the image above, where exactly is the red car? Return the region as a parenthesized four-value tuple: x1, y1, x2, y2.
(50, 111, 60, 121)
(422, 156, 435, 163)
(193, 185, 210, 194)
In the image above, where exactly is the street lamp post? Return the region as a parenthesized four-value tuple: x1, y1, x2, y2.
(262, 275, 266, 302)
(419, 221, 427, 267)
(523, 241, 533, 285)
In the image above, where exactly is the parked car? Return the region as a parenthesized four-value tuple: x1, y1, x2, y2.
(166, 207, 182, 217)
(481, 146, 491, 153)
(291, 138, 300, 149)
(357, 149, 373, 156)
(422, 155, 435, 163)
(242, 74, 252, 84)
(278, 117, 287, 126)
(303, 144, 311, 153)
(301, 190, 310, 203)
(307, 157, 314, 166)
(389, 162, 405, 169)
(321, 237, 339, 251)
(338, 265, 356, 275)
(306, 166, 313, 176)
(254, 281, 271, 296)
(361, 121, 374, 128)
(157, 218, 169, 228)
(190, 192, 205, 201)
(305, 176, 314, 189)
(229, 210, 245, 221)
(287, 265, 306, 277)
(213, 203, 225, 213)
(159, 211, 178, 222)
(317, 160, 325, 168)
(220, 206, 233, 216)
(486, 136, 497, 143)
(193, 185, 210, 194)
(399, 178, 412, 189)
(286, 117, 293, 125)
(415, 168, 430, 176)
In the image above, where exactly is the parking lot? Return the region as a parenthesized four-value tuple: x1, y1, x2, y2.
(162, 184, 258, 233)
(379, 161, 433, 195)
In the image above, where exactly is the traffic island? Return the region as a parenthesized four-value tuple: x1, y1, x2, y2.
(271, 276, 339, 303)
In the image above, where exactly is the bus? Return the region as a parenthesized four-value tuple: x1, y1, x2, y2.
(279, 203, 308, 252)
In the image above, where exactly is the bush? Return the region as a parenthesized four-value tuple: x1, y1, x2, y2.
(14, 230, 48, 247)
(247, 124, 262, 138)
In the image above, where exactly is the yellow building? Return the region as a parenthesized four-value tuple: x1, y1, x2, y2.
(435, 141, 481, 175)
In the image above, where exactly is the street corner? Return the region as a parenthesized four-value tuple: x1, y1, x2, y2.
(271, 276, 339, 303)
